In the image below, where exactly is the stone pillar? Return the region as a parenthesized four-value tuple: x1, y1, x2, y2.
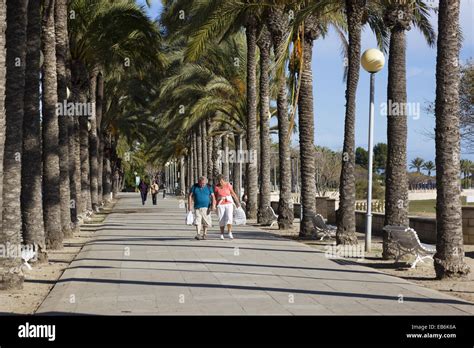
(326, 199, 336, 224)
(315, 197, 328, 220)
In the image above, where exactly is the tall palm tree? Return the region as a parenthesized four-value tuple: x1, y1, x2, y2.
(296, 9, 321, 238)
(422, 160, 435, 177)
(433, 0, 469, 279)
(0, 0, 6, 242)
(245, 14, 259, 219)
(257, 24, 273, 225)
(89, 68, 100, 212)
(21, 0, 47, 262)
(1, 0, 28, 289)
(409, 157, 425, 173)
(337, 0, 366, 245)
(55, 0, 73, 237)
(267, 4, 293, 229)
(383, 0, 435, 259)
(42, 0, 63, 249)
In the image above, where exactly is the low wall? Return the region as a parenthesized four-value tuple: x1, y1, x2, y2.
(354, 207, 474, 245)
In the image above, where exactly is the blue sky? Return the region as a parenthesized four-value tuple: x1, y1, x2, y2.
(137, 0, 474, 162)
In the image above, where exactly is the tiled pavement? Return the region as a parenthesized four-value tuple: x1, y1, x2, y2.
(36, 193, 474, 315)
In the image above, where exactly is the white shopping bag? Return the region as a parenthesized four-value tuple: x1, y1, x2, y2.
(185, 211, 194, 225)
(233, 206, 246, 225)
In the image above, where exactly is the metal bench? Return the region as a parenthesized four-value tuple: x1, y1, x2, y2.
(310, 213, 336, 240)
(267, 206, 279, 227)
(383, 225, 436, 268)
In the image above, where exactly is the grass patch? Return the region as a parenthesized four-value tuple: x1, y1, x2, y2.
(409, 196, 474, 216)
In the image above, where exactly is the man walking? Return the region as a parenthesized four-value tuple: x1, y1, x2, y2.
(188, 176, 216, 240)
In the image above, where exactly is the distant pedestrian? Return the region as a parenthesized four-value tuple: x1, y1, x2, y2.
(138, 180, 149, 205)
(162, 183, 167, 199)
(188, 176, 216, 240)
(214, 174, 240, 240)
(151, 180, 159, 205)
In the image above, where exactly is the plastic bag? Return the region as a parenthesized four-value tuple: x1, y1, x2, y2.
(186, 211, 194, 225)
(233, 206, 246, 225)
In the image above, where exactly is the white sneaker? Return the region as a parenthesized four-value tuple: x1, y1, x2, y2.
(229, 232, 234, 240)
(220, 234, 224, 240)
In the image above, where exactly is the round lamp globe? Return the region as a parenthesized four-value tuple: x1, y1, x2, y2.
(361, 48, 385, 73)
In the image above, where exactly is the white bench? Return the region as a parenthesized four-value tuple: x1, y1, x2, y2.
(268, 206, 278, 227)
(383, 225, 436, 268)
(311, 213, 336, 241)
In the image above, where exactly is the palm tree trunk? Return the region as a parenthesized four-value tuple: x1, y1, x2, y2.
(96, 72, 104, 205)
(222, 133, 230, 180)
(383, 28, 409, 259)
(196, 125, 203, 178)
(0, 0, 28, 289)
(102, 134, 112, 203)
(212, 134, 220, 180)
(21, 0, 47, 262)
(192, 130, 198, 182)
(267, 6, 293, 229)
(257, 25, 272, 225)
(89, 68, 99, 212)
(55, 0, 72, 238)
(206, 119, 213, 183)
(80, 115, 91, 211)
(434, 0, 469, 279)
(0, 0, 6, 239)
(233, 134, 242, 198)
(42, 0, 63, 250)
(70, 59, 88, 217)
(202, 120, 208, 179)
(245, 19, 258, 220)
(337, 0, 364, 245)
(297, 18, 318, 238)
(180, 156, 186, 194)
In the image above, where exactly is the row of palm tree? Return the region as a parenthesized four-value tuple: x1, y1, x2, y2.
(0, 0, 163, 290)
(409, 157, 435, 176)
(151, 0, 469, 279)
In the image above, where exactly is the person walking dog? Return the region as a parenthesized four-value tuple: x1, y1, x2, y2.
(188, 176, 216, 240)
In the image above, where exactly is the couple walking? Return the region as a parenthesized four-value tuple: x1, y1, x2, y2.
(187, 174, 241, 240)
(138, 179, 160, 205)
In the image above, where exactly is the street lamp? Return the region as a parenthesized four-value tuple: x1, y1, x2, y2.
(361, 48, 385, 253)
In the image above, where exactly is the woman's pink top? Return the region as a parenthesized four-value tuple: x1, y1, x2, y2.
(214, 183, 233, 205)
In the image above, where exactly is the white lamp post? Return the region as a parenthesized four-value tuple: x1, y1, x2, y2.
(361, 48, 385, 253)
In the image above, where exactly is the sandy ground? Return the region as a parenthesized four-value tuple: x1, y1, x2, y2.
(0, 201, 116, 315)
(258, 220, 474, 304)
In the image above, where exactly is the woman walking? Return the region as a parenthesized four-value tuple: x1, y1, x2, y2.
(151, 180, 159, 205)
(138, 179, 149, 205)
(214, 174, 241, 240)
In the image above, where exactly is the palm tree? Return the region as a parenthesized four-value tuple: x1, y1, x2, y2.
(267, 4, 293, 229)
(245, 14, 259, 219)
(68, 0, 163, 215)
(409, 157, 425, 173)
(1, 0, 28, 289)
(422, 160, 435, 177)
(337, 0, 366, 245)
(257, 24, 273, 225)
(21, 0, 47, 262)
(55, 0, 73, 237)
(42, 0, 63, 249)
(383, 0, 435, 259)
(296, 10, 319, 238)
(433, 0, 469, 279)
(0, 0, 6, 242)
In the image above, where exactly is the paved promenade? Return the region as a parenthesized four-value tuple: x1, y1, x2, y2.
(37, 193, 474, 315)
